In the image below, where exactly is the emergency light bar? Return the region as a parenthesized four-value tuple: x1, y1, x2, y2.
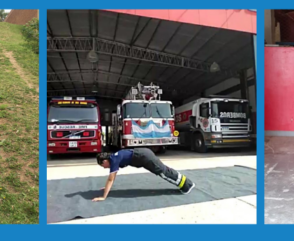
(51, 97, 96, 101)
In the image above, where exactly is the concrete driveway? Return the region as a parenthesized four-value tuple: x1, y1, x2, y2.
(265, 136, 294, 224)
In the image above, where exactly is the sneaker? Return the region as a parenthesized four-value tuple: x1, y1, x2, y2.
(180, 183, 195, 195)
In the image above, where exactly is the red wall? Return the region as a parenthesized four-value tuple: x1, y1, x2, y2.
(107, 10, 256, 34)
(265, 47, 294, 131)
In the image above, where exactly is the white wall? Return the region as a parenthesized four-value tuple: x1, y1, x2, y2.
(182, 67, 256, 112)
(225, 85, 256, 112)
(228, 90, 241, 98)
(205, 77, 240, 96)
(182, 94, 202, 104)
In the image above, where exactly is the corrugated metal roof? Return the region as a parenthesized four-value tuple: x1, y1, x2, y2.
(47, 10, 254, 102)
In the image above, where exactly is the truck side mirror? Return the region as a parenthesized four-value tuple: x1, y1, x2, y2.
(170, 105, 175, 117)
(117, 104, 121, 115)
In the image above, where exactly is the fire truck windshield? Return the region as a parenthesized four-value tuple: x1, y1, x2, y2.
(48, 105, 98, 123)
(123, 102, 172, 119)
(123, 103, 150, 118)
(211, 101, 249, 122)
(150, 103, 172, 118)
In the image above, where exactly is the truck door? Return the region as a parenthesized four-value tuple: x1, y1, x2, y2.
(199, 102, 210, 132)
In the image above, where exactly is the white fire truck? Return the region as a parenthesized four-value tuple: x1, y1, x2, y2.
(112, 82, 179, 153)
(175, 96, 252, 153)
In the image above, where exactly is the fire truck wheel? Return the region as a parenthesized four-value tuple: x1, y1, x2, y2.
(194, 133, 207, 153)
(48, 154, 56, 160)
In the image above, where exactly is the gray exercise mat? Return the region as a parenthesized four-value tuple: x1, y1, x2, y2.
(47, 166, 256, 223)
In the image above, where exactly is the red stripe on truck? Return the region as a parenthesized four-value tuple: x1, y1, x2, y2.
(124, 120, 132, 134)
(175, 110, 192, 123)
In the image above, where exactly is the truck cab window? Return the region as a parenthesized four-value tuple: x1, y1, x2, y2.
(48, 104, 99, 123)
(200, 103, 209, 118)
(123, 103, 150, 118)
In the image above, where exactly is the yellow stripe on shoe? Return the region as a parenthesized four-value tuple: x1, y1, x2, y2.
(178, 175, 186, 189)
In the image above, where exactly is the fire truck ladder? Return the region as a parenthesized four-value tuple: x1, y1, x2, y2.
(125, 82, 163, 101)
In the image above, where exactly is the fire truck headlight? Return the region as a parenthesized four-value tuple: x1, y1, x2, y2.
(211, 134, 222, 139)
(48, 143, 55, 147)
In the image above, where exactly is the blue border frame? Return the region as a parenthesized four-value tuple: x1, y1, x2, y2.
(43, 7, 261, 227)
(0, 2, 277, 237)
(256, 9, 264, 225)
(39, 8, 47, 225)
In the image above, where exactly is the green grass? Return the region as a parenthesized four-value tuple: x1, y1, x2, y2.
(0, 22, 38, 80)
(0, 22, 39, 224)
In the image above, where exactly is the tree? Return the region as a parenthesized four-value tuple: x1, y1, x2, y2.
(0, 10, 8, 22)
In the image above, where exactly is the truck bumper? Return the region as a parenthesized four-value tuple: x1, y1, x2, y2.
(47, 140, 102, 154)
(208, 139, 252, 148)
(123, 137, 178, 147)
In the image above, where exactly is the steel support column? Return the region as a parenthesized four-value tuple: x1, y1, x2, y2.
(240, 69, 249, 100)
(106, 126, 109, 146)
(252, 34, 257, 102)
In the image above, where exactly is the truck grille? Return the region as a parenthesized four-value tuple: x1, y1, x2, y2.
(143, 139, 169, 144)
(220, 124, 250, 138)
(221, 125, 248, 132)
(51, 130, 95, 139)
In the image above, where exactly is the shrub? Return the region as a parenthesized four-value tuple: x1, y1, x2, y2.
(21, 18, 39, 54)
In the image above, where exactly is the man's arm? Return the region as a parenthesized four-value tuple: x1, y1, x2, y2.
(102, 172, 117, 198)
(92, 172, 117, 201)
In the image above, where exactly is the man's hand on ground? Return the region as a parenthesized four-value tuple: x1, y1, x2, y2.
(92, 197, 105, 202)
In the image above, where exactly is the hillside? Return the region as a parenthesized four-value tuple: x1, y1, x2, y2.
(0, 22, 39, 224)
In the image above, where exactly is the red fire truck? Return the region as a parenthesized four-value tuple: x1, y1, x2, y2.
(111, 82, 179, 154)
(47, 97, 102, 154)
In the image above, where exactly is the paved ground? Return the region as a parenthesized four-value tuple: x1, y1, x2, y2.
(47, 148, 256, 224)
(265, 136, 294, 224)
